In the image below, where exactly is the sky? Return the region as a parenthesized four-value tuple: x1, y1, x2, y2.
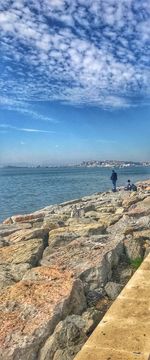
(0, 0, 150, 165)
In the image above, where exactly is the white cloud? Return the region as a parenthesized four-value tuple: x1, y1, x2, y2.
(0, 124, 55, 133)
(0, 0, 150, 108)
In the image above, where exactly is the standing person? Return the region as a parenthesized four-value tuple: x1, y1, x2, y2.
(111, 170, 117, 192)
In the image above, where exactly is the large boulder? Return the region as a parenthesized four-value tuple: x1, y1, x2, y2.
(41, 235, 112, 290)
(0, 239, 45, 266)
(0, 267, 86, 360)
(39, 307, 102, 360)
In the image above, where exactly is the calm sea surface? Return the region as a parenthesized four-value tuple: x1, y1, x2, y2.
(0, 166, 150, 223)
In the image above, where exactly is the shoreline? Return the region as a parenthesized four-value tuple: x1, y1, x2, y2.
(0, 179, 150, 359)
(1, 166, 150, 224)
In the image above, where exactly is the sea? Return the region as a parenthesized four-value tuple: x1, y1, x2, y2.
(0, 166, 150, 223)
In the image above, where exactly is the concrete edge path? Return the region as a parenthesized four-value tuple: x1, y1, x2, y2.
(74, 253, 150, 360)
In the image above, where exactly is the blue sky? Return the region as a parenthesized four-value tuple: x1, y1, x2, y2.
(0, 0, 150, 165)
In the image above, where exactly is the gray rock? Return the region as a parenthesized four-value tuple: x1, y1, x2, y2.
(10, 263, 32, 282)
(86, 288, 104, 307)
(81, 307, 102, 334)
(39, 315, 87, 360)
(105, 281, 123, 300)
(0, 266, 15, 290)
(80, 259, 111, 293)
(0, 263, 31, 290)
(0, 237, 10, 248)
(124, 236, 144, 260)
(120, 268, 133, 282)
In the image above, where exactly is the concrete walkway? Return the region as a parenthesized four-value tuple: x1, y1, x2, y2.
(74, 253, 150, 360)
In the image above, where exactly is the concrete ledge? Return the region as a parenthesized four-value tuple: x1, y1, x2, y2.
(74, 253, 150, 360)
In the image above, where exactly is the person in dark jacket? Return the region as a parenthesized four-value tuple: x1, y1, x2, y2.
(111, 170, 117, 192)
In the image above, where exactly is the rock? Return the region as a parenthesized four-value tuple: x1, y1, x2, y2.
(11, 212, 45, 223)
(84, 211, 101, 220)
(105, 281, 123, 300)
(119, 268, 133, 282)
(0, 266, 15, 290)
(135, 216, 150, 230)
(71, 206, 84, 218)
(23, 266, 87, 316)
(122, 194, 141, 208)
(133, 229, 150, 240)
(0, 263, 31, 290)
(42, 235, 113, 291)
(86, 288, 104, 307)
(105, 249, 119, 268)
(0, 239, 45, 266)
(7, 228, 49, 244)
(96, 206, 115, 214)
(0, 237, 10, 248)
(44, 222, 61, 231)
(127, 197, 150, 217)
(80, 257, 111, 293)
(66, 217, 97, 227)
(81, 307, 102, 334)
(10, 263, 32, 282)
(144, 243, 150, 257)
(3, 217, 13, 225)
(80, 204, 95, 213)
(124, 236, 144, 260)
(115, 207, 124, 215)
(107, 214, 146, 236)
(48, 228, 79, 249)
(39, 315, 87, 360)
(0, 268, 86, 360)
(0, 224, 31, 238)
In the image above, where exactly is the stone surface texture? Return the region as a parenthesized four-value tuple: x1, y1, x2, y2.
(0, 179, 150, 359)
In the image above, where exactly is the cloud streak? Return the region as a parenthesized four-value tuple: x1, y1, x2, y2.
(0, 124, 55, 133)
(0, 97, 57, 123)
(0, 0, 150, 108)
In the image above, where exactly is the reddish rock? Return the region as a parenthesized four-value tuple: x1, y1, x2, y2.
(11, 212, 45, 223)
(0, 267, 86, 360)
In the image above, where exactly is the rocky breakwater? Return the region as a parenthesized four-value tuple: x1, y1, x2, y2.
(0, 180, 150, 360)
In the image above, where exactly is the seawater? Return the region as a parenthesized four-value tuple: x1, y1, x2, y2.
(0, 166, 150, 223)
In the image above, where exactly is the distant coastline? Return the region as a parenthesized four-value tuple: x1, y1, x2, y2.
(1, 160, 150, 169)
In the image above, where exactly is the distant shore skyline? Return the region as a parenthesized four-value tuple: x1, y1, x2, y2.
(1, 159, 150, 168)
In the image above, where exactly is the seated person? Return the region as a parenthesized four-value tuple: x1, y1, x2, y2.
(124, 180, 132, 191)
(124, 180, 137, 191)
